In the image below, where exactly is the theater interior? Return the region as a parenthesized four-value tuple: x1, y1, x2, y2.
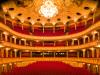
(0, 0, 100, 75)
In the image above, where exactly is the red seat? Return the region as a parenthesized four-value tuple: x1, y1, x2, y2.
(3, 61, 96, 75)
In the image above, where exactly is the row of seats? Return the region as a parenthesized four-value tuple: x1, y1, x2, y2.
(2, 61, 95, 75)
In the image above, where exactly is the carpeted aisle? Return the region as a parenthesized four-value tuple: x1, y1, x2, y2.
(2, 61, 95, 75)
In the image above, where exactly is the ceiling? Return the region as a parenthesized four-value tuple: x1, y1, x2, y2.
(0, 0, 99, 25)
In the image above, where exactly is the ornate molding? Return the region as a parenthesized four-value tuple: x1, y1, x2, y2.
(0, 21, 100, 41)
(1, 40, 98, 50)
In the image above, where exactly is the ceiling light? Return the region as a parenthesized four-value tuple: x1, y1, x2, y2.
(58, 40, 63, 42)
(2, 64, 6, 67)
(3, 7, 8, 13)
(11, 16, 15, 19)
(96, 41, 100, 48)
(70, 50, 74, 52)
(14, 49, 18, 52)
(6, 48, 10, 50)
(25, 50, 29, 52)
(74, 18, 78, 22)
(96, 65, 98, 68)
(21, 39, 26, 41)
(0, 44, 4, 48)
(73, 38, 77, 40)
(90, 47, 94, 50)
(84, 16, 87, 18)
(91, 31, 98, 34)
(39, 0, 58, 18)
(9, 63, 12, 66)
(3, 32, 8, 35)
(12, 36, 16, 38)
(96, 44, 100, 48)
(83, 35, 88, 38)
(35, 40, 39, 42)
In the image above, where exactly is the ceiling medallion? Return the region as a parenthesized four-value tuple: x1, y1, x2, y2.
(39, 0, 58, 18)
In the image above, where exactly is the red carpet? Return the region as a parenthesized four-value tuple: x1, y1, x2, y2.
(2, 61, 95, 75)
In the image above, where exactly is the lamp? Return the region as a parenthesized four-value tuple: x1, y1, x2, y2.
(0, 44, 4, 48)
(96, 41, 100, 48)
(39, 0, 58, 18)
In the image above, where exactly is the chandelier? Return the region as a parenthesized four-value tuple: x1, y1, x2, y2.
(39, 0, 58, 18)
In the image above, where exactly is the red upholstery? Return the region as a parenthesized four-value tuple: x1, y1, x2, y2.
(31, 41, 66, 47)
(33, 28, 65, 36)
(0, 15, 100, 36)
(13, 25, 30, 35)
(32, 41, 43, 47)
(21, 52, 30, 57)
(68, 22, 86, 34)
(3, 61, 95, 75)
(56, 41, 66, 46)
(87, 19, 93, 26)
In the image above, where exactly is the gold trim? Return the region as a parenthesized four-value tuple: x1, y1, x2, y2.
(1, 40, 98, 50)
(0, 58, 100, 65)
(0, 21, 100, 41)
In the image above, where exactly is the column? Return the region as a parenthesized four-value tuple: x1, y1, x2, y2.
(93, 10, 96, 24)
(74, 23, 77, 30)
(30, 41, 32, 46)
(96, 48, 100, 58)
(0, 33, 3, 41)
(43, 41, 44, 47)
(4, 14, 6, 24)
(87, 64, 91, 71)
(43, 26, 44, 33)
(21, 39, 26, 45)
(53, 26, 55, 33)
(30, 51, 32, 57)
(77, 51, 80, 58)
(19, 39, 21, 45)
(92, 34, 95, 41)
(24, 39, 26, 46)
(4, 34, 8, 42)
(54, 41, 56, 46)
(88, 36, 90, 42)
(5, 49, 9, 58)
(90, 48, 95, 58)
(64, 25, 66, 33)
(66, 41, 68, 46)
(72, 39, 74, 46)
(43, 52, 44, 58)
(84, 18, 87, 26)
(72, 39, 78, 45)
(6, 50, 8, 58)
(14, 49, 17, 58)
(14, 38, 16, 44)
(1, 49, 4, 58)
(82, 49, 86, 58)
(78, 40, 79, 45)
